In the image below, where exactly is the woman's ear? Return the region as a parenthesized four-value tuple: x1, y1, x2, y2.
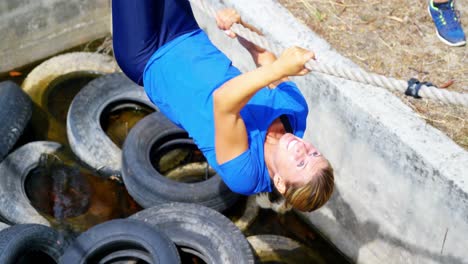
(273, 173, 286, 194)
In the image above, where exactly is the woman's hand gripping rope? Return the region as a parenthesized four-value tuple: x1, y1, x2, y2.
(216, 8, 241, 38)
(216, 8, 315, 79)
(274, 47, 315, 77)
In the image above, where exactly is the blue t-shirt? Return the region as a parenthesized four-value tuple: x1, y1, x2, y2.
(143, 29, 308, 195)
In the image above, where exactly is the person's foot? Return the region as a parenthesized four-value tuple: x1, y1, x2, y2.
(428, 0, 466, 46)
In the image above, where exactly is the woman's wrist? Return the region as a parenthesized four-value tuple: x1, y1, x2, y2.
(270, 61, 287, 80)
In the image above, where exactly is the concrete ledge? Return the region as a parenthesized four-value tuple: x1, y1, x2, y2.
(193, 1, 467, 263)
(0, 0, 110, 73)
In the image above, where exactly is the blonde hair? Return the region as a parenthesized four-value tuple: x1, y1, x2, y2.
(283, 160, 334, 212)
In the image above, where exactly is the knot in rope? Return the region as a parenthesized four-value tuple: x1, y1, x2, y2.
(406, 78, 436, 99)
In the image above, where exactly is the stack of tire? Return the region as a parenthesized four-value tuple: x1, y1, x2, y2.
(0, 52, 324, 263)
(0, 52, 251, 263)
(0, 204, 255, 263)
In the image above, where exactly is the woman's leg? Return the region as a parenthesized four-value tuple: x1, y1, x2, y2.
(112, 0, 199, 85)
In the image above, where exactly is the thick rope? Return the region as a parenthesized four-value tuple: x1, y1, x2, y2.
(190, 0, 468, 107)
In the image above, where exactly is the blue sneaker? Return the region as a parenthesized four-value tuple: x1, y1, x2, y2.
(428, 0, 466, 46)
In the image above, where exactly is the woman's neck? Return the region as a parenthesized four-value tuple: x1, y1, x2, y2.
(264, 118, 286, 178)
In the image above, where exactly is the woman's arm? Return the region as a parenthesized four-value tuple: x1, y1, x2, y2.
(213, 62, 283, 164)
(216, 9, 281, 68)
(213, 47, 314, 165)
(213, 48, 313, 164)
(213, 8, 314, 164)
(216, 8, 292, 89)
(236, 32, 289, 88)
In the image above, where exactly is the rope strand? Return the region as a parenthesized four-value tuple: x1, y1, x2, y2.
(189, 0, 468, 107)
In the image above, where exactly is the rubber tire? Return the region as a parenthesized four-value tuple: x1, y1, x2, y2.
(130, 203, 255, 264)
(98, 249, 152, 263)
(67, 73, 156, 177)
(59, 219, 180, 264)
(21, 52, 119, 144)
(0, 141, 62, 226)
(0, 224, 67, 264)
(247, 235, 326, 264)
(122, 112, 239, 212)
(0, 81, 32, 162)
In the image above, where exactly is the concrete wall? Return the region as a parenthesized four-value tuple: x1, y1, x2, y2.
(0, 0, 110, 73)
(193, 1, 468, 264)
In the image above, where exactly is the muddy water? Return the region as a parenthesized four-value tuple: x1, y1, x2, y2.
(1, 64, 350, 263)
(47, 72, 101, 124)
(151, 140, 216, 183)
(25, 151, 141, 234)
(102, 102, 154, 147)
(22, 74, 147, 233)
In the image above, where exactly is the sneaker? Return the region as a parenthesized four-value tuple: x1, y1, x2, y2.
(428, 0, 466, 46)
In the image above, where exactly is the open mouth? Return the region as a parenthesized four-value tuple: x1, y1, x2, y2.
(280, 133, 302, 152)
(287, 139, 298, 150)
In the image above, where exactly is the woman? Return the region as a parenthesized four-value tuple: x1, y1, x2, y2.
(112, 0, 334, 212)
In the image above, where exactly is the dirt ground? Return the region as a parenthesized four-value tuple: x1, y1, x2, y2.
(278, 0, 467, 149)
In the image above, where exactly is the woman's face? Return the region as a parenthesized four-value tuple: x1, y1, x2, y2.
(273, 133, 329, 187)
